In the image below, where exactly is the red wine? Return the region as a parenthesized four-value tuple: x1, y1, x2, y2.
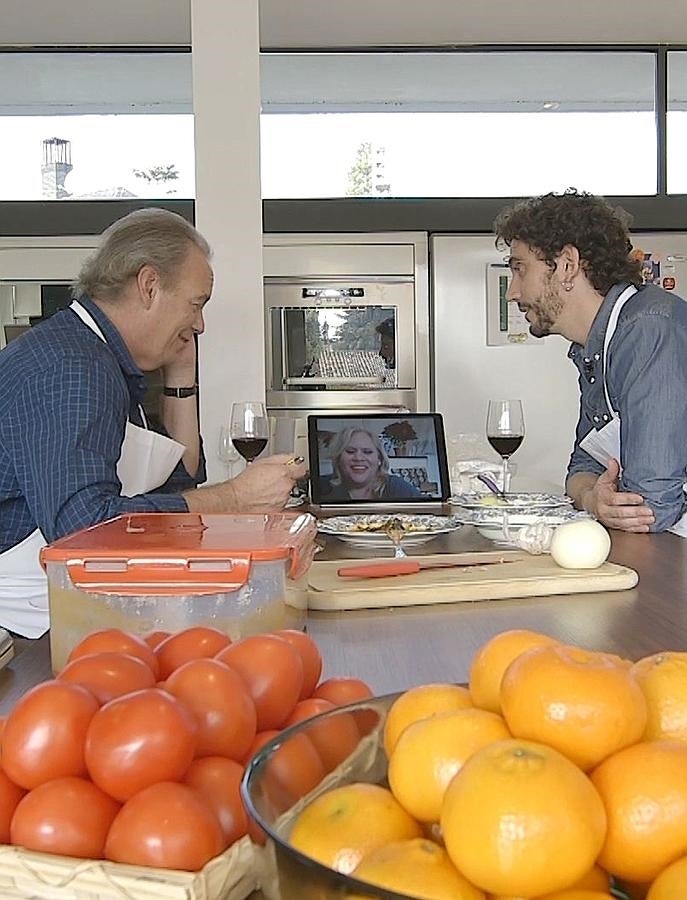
(488, 435, 523, 458)
(233, 437, 268, 462)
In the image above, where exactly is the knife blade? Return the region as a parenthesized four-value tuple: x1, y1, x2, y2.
(337, 551, 524, 579)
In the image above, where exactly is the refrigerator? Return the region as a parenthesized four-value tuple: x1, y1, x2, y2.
(431, 233, 687, 493)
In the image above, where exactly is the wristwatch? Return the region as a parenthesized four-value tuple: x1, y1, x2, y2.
(162, 385, 198, 398)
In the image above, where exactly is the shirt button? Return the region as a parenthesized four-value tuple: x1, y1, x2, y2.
(602, 414, 610, 422)
(593, 415, 600, 423)
(589, 376, 596, 383)
(583, 357, 591, 364)
(594, 353, 601, 361)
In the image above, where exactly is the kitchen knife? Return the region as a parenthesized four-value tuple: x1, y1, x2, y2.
(337, 551, 524, 579)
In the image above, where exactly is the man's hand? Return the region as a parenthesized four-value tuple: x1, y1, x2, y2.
(579, 459, 655, 533)
(184, 454, 308, 514)
(163, 335, 197, 388)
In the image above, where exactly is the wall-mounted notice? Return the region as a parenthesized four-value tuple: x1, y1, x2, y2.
(486, 264, 539, 347)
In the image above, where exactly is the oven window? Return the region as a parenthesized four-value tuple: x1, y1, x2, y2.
(283, 306, 397, 389)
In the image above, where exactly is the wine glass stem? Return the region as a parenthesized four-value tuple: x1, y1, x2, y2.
(502, 457, 508, 493)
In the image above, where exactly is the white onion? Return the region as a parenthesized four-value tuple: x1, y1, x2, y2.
(550, 520, 611, 569)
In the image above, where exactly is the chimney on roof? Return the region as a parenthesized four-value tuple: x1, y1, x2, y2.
(41, 137, 73, 199)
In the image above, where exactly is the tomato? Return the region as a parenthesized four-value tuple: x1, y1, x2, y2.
(67, 629, 159, 679)
(241, 730, 280, 767)
(0, 767, 26, 843)
(155, 627, 231, 679)
(312, 677, 374, 707)
(105, 781, 224, 871)
(261, 731, 326, 812)
(10, 776, 120, 858)
(85, 689, 197, 802)
(2, 681, 99, 789)
(58, 652, 156, 704)
(216, 635, 303, 730)
(183, 757, 248, 848)
(275, 629, 323, 699)
(143, 630, 171, 650)
(284, 698, 361, 773)
(165, 658, 257, 760)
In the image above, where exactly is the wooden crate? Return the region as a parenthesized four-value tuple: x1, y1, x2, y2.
(0, 835, 257, 900)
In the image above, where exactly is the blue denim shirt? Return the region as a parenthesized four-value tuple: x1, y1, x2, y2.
(567, 282, 687, 532)
(0, 297, 206, 552)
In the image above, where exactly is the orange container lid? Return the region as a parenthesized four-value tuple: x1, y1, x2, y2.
(40, 512, 318, 596)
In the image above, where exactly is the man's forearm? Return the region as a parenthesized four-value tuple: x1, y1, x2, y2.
(182, 481, 238, 514)
(566, 471, 600, 516)
(161, 393, 200, 477)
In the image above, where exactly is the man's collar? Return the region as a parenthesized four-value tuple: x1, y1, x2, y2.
(77, 296, 144, 381)
(570, 282, 632, 359)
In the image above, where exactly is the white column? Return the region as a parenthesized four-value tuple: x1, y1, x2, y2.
(191, 0, 264, 484)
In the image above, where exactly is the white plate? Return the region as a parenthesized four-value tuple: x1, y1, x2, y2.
(317, 514, 462, 549)
(469, 509, 589, 544)
(449, 491, 572, 511)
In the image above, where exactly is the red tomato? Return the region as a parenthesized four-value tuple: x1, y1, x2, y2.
(10, 776, 120, 858)
(0, 767, 26, 843)
(2, 681, 99, 789)
(183, 757, 248, 848)
(284, 698, 361, 773)
(165, 658, 257, 760)
(155, 627, 231, 679)
(275, 629, 323, 699)
(261, 731, 325, 812)
(312, 677, 374, 707)
(67, 629, 159, 679)
(105, 782, 224, 871)
(216, 635, 303, 730)
(85, 689, 197, 802)
(58, 652, 156, 704)
(143, 630, 171, 650)
(241, 730, 280, 767)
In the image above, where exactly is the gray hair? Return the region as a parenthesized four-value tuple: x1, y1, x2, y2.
(73, 208, 212, 302)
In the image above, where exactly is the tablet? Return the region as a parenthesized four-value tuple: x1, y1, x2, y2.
(308, 413, 450, 505)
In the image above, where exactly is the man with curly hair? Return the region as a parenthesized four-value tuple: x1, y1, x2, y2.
(494, 188, 687, 536)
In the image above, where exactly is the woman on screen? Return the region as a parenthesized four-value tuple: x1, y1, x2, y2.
(321, 428, 422, 501)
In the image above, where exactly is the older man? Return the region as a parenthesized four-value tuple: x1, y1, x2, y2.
(0, 208, 306, 636)
(495, 188, 687, 536)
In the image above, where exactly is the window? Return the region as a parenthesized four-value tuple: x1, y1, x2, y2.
(259, 51, 657, 199)
(0, 52, 194, 201)
(668, 51, 687, 194)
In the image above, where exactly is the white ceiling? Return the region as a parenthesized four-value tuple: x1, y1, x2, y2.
(1, 0, 687, 47)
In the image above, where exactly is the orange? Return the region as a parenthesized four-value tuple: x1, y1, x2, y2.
(488, 864, 611, 898)
(440, 738, 607, 897)
(288, 782, 422, 875)
(590, 740, 687, 883)
(647, 854, 687, 899)
(383, 683, 473, 756)
(631, 652, 687, 743)
(500, 644, 647, 770)
(469, 629, 559, 714)
(349, 838, 485, 900)
(389, 708, 510, 822)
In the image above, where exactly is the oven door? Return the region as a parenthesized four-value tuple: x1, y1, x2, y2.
(265, 277, 416, 411)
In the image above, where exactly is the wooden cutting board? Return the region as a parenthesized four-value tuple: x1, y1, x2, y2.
(307, 552, 638, 611)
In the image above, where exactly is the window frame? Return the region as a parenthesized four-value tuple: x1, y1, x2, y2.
(0, 43, 685, 236)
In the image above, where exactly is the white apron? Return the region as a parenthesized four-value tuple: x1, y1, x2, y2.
(0, 301, 185, 637)
(579, 285, 687, 538)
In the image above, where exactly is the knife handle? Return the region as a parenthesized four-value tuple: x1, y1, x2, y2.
(337, 560, 422, 578)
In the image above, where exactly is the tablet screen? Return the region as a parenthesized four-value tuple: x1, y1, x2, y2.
(308, 413, 450, 505)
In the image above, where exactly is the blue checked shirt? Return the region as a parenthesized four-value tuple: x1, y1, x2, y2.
(0, 297, 206, 552)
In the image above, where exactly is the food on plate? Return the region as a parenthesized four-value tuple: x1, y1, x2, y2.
(550, 519, 611, 569)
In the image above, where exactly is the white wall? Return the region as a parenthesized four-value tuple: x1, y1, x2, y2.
(432, 235, 580, 491)
(191, 1, 265, 485)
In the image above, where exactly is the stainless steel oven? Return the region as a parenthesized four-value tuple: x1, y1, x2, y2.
(265, 276, 418, 417)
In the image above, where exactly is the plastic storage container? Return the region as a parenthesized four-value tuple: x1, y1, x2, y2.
(40, 511, 318, 673)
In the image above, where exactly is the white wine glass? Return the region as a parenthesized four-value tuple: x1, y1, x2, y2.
(217, 426, 241, 478)
(486, 400, 525, 494)
(230, 401, 269, 465)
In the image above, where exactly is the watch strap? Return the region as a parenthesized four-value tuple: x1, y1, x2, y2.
(163, 385, 198, 398)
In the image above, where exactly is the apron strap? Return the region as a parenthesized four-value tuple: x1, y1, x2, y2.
(601, 284, 638, 416)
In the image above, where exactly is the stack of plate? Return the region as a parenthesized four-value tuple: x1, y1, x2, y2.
(449, 492, 583, 543)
